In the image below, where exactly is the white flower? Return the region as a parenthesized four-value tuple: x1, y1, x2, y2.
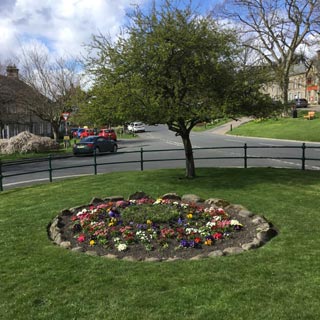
(117, 243, 127, 251)
(230, 219, 243, 226)
(185, 227, 198, 234)
(206, 221, 216, 228)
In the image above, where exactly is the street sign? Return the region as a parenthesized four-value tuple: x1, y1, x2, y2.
(62, 112, 70, 121)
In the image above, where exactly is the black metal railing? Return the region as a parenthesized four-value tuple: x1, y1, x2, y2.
(1, 143, 320, 191)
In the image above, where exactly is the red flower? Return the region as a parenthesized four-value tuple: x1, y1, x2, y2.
(213, 232, 223, 240)
(194, 237, 202, 244)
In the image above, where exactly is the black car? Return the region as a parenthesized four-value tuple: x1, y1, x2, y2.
(73, 136, 118, 155)
(293, 98, 308, 108)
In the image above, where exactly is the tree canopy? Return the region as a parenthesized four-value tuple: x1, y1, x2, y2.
(86, 1, 244, 178)
(217, 0, 320, 104)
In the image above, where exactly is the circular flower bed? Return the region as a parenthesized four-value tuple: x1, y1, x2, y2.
(49, 193, 277, 261)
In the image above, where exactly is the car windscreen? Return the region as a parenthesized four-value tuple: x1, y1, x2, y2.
(81, 137, 95, 142)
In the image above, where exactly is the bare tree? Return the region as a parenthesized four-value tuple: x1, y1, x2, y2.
(18, 44, 83, 140)
(216, 0, 320, 104)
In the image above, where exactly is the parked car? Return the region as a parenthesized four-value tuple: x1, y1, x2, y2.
(79, 128, 95, 139)
(73, 136, 118, 155)
(293, 98, 308, 108)
(98, 128, 117, 141)
(127, 122, 145, 132)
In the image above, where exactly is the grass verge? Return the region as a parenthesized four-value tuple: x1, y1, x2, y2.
(1, 168, 320, 319)
(229, 112, 320, 142)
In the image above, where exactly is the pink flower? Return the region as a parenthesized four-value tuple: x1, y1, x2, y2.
(77, 234, 86, 243)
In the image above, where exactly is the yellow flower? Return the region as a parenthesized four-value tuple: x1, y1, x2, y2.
(147, 219, 152, 225)
(187, 213, 193, 219)
(204, 239, 212, 246)
(89, 240, 95, 246)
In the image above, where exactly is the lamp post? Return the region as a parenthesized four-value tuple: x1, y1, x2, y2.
(62, 112, 70, 148)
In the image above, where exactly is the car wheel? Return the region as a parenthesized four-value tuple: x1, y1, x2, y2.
(112, 145, 118, 153)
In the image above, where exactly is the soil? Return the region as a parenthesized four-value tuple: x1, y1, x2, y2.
(56, 206, 261, 261)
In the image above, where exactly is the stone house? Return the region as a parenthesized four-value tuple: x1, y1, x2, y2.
(263, 52, 320, 105)
(0, 65, 52, 138)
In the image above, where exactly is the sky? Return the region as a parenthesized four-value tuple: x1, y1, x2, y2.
(0, 0, 221, 64)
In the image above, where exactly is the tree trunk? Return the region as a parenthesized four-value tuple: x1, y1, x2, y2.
(52, 123, 60, 141)
(281, 73, 290, 115)
(181, 133, 196, 178)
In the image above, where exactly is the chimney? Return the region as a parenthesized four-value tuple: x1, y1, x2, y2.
(6, 65, 19, 78)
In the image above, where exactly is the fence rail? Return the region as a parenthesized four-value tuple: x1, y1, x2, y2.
(1, 143, 320, 191)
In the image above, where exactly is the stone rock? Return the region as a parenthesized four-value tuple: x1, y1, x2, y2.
(103, 196, 124, 202)
(223, 247, 244, 255)
(252, 216, 268, 225)
(85, 250, 98, 256)
(238, 209, 254, 218)
(256, 222, 270, 232)
(53, 232, 62, 245)
(60, 241, 71, 249)
(257, 228, 278, 243)
(144, 257, 162, 262)
(69, 205, 87, 213)
(50, 217, 59, 229)
(89, 197, 103, 205)
(102, 254, 118, 259)
(71, 247, 84, 253)
(242, 242, 258, 250)
(208, 250, 224, 257)
(166, 256, 182, 262)
(122, 256, 138, 261)
(190, 254, 206, 260)
(225, 204, 247, 214)
(128, 192, 149, 200)
(181, 194, 204, 203)
(161, 193, 181, 201)
(205, 198, 230, 208)
(59, 209, 72, 216)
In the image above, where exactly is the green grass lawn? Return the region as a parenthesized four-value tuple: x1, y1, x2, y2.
(229, 111, 320, 142)
(1, 168, 320, 319)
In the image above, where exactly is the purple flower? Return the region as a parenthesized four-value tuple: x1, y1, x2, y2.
(109, 210, 116, 218)
(180, 239, 189, 247)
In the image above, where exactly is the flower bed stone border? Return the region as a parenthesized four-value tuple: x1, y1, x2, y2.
(48, 192, 278, 261)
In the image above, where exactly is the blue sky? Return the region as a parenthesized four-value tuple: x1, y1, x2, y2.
(0, 0, 223, 63)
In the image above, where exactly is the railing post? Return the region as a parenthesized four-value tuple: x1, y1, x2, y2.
(48, 154, 53, 182)
(140, 147, 144, 171)
(0, 159, 3, 192)
(244, 143, 247, 168)
(94, 149, 97, 175)
(302, 143, 306, 170)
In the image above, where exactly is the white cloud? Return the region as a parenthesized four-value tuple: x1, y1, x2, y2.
(0, 0, 147, 61)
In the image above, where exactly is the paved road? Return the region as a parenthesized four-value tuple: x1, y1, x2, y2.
(2, 122, 320, 190)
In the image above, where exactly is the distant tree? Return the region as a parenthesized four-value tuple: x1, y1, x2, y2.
(86, 0, 241, 178)
(18, 43, 83, 140)
(217, 0, 320, 105)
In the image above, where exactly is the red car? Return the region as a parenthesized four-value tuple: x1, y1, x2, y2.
(80, 128, 95, 139)
(98, 128, 117, 141)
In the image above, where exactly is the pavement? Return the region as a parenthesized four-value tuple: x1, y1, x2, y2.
(209, 117, 252, 135)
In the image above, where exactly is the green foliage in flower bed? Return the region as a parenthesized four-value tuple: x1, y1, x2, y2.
(1, 168, 320, 319)
(121, 201, 181, 224)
